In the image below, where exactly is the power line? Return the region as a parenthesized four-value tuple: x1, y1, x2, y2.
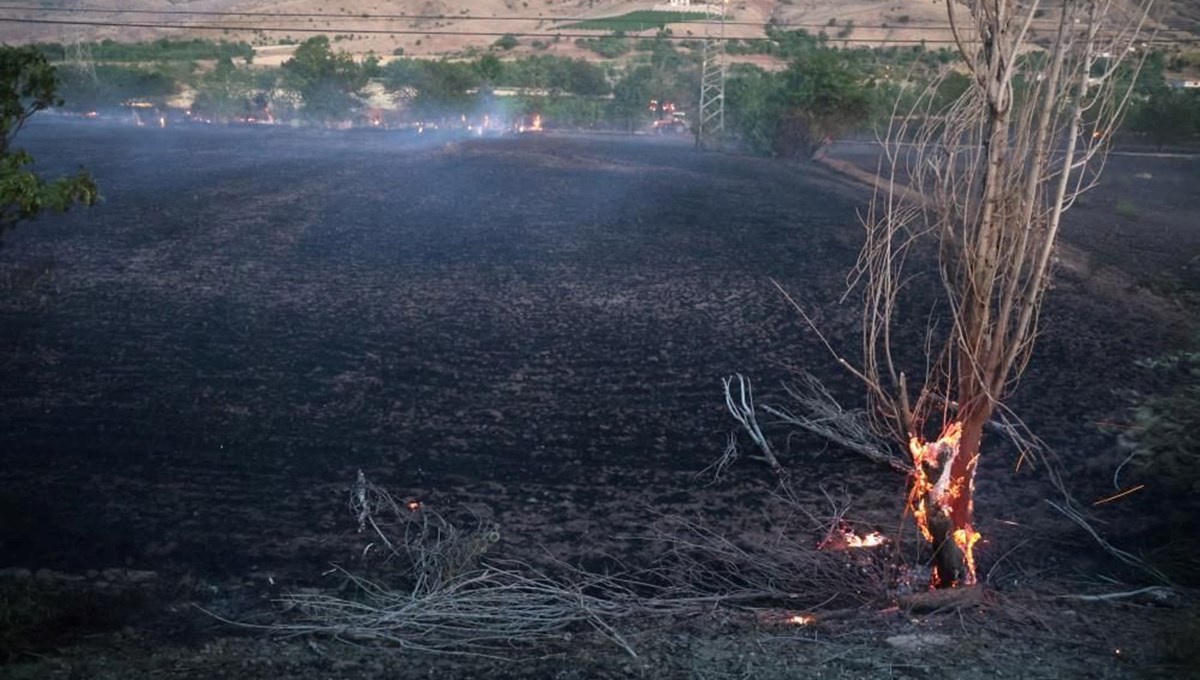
(0, 15, 1194, 46)
(0, 3, 940, 29)
(0, 16, 965, 44)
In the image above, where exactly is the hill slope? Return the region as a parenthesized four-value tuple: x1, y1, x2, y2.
(0, 0, 1196, 62)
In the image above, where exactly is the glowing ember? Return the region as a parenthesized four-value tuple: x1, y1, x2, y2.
(908, 422, 982, 587)
(846, 531, 887, 548)
(406, 500, 421, 512)
(787, 614, 815, 626)
(819, 524, 888, 551)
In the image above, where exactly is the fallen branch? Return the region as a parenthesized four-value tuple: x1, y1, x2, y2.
(1055, 586, 1181, 606)
(722, 372, 907, 476)
(722, 374, 786, 479)
(1045, 499, 1171, 585)
(765, 372, 909, 474)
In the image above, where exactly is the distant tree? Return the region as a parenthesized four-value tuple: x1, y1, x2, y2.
(191, 55, 252, 122)
(725, 49, 871, 157)
(383, 59, 480, 121)
(724, 66, 777, 154)
(563, 58, 610, 96)
(476, 54, 504, 87)
(281, 36, 369, 123)
(0, 46, 97, 239)
(56, 63, 178, 111)
(772, 50, 872, 157)
(610, 65, 654, 131)
(493, 34, 520, 51)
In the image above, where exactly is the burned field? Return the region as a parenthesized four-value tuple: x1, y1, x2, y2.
(0, 121, 1196, 678)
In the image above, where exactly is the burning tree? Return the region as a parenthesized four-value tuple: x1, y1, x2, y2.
(851, 0, 1153, 588)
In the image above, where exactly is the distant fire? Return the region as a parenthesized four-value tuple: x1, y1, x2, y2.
(787, 614, 815, 626)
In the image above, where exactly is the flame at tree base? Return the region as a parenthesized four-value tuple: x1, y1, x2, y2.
(908, 422, 982, 588)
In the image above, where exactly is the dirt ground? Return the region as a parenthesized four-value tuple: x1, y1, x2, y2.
(0, 120, 1196, 678)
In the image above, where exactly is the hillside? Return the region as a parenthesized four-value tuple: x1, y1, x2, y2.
(0, 0, 1197, 64)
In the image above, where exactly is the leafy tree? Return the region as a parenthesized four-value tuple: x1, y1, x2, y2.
(281, 36, 370, 123)
(56, 64, 178, 111)
(476, 54, 503, 88)
(724, 66, 777, 154)
(0, 46, 97, 239)
(191, 56, 254, 122)
(725, 49, 871, 157)
(772, 50, 872, 156)
(383, 59, 480, 120)
(562, 58, 610, 96)
(610, 65, 654, 131)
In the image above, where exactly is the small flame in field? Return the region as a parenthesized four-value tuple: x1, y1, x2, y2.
(406, 500, 421, 512)
(819, 524, 888, 551)
(844, 531, 887, 548)
(787, 614, 815, 626)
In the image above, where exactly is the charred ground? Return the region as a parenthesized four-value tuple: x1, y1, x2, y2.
(0, 121, 1195, 678)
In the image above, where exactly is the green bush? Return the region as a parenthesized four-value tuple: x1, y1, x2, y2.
(574, 35, 631, 59)
(493, 34, 519, 51)
(1115, 200, 1140, 221)
(1120, 345, 1200, 494)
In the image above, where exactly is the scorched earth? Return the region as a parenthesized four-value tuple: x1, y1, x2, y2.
(0, 120, 1195, 678)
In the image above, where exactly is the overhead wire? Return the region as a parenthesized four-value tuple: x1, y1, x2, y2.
(0, 3, 963, 29)
(0, 16, 974, 44)
(0, 5, 1193, 46)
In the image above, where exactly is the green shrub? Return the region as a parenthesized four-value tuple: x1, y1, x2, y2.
(493, 34, 519, 51)
(1115, 199, 1140, 220)
(1120, 344, 1200, 494)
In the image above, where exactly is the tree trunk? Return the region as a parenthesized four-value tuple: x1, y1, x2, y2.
(912, 416, 984, 588)
(940, 415, 982, 586)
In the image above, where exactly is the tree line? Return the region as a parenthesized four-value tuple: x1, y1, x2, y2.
(25, 31, 1200, 149)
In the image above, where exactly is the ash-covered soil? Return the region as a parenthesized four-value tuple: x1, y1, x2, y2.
(0, 121, 1195, 679)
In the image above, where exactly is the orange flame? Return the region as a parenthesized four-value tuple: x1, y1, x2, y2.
(818, 524, 888, 551)
(908, 422, 980, 587)
(844, 531, 887, 548)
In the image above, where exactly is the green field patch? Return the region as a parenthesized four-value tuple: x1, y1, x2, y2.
(559, 10, 710, 32)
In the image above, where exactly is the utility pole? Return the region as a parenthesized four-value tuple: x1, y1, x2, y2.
(66, 0, 97, 86)
(696, 0, 727, 150)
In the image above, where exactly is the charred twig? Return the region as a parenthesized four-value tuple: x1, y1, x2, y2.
(1055, 586, 1181, 606)
(1045, 499, 1171, 585)
(722, 374, 786, 480)
(261, 474, 654, 658)
(764, 372, 909, 474)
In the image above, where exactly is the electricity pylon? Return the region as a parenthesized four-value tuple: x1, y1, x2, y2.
(696, 0, 727, 150)
(66, 0, 97, 85)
